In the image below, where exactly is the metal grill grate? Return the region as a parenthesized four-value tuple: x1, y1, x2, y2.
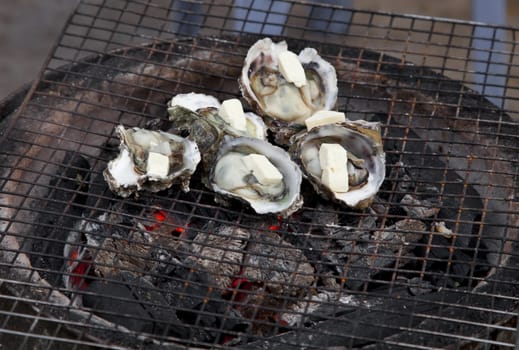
(0, 1, 518, 349)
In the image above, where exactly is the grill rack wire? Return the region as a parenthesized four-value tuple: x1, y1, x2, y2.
(0, 1, 518, 349)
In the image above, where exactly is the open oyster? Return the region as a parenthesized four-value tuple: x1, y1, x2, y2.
(169, 92, 221, 111)
(167, 94, 268, 177)
(103, 125, 201, 197)
(209, 136, 303, 217)
(290, 120, 386, 209)
(167, 93, 267, 140)
(240, 38, 338, 144)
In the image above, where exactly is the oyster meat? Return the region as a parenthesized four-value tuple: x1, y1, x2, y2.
(209, 136, 303, 217)
(103, 125, 201, 197)
(290, 120, 386, 209)
(240, 38, 338, 143)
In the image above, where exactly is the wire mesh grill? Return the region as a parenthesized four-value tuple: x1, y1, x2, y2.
(0, 1, 518, 349)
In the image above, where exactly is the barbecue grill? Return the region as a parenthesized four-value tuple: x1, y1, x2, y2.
(0, 1, 518, 349)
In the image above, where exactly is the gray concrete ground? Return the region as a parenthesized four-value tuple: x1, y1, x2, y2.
(0, 0, 79, 98)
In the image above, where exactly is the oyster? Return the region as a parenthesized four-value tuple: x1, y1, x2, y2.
(169, 92, 221, 111)
(167, 94, 268, 177)
(103, 125, 201, 197)
(240, 38, 338, 143)
(290, 120, 386, 209)
(167, 93, 267, 140)
(209, 136, 303, 217)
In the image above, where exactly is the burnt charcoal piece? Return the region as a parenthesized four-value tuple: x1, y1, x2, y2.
(154, 259, 245, 339)
(400, 194, 440, 219)
(245, 289, 465, 349)
(407, 277, 435, 296)
(43, 151, 91, 212)
(335, 219, 425, 290)
(242, 231, 315, 296)
(186, 225, 250, 289)
(82, 272, 191, 338)
(416, 235, 475, 287)
(379, 120, 482, 244)
(296, 203, 342, 233)
(31, 152, 92, 284)
(373, 219, 426, 264)
(293, 233, 346, 285)
(343, 245, 397, 290)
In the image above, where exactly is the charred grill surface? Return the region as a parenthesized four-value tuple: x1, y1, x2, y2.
(0, 2, 518, 349)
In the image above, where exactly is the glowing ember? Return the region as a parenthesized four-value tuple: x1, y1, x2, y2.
(67, 249, 93, 290)
(269, 215, 283, 231)
(144, 208, 186, 235)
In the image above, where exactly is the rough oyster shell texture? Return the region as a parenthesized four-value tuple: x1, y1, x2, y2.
(239, 37, 338, 144)
(166, 93, 268, 173)
(103, 125, 201, 197)
(167, 92, 267, 141)
(290, 120, 386, 209)
(209, 136, 303, 217)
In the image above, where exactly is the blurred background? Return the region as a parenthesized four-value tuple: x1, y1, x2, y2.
(0, 0, 516, 99)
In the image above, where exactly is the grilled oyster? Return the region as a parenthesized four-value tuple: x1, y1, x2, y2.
(167, 94, 268, 179)
(103, 125, 200, 197)
(167, 93, 267, 140)
(209, 136, 303, 217)
(168, 92, 221, 111)
(240, 38, 338, 144)
(290, 120, 386, 209)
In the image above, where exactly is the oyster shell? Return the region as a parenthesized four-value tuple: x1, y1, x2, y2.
(169, 92, 221, 111)
(103, 125, 201, 197)
(240, 38, 338, 144)
(167, 93, 267, 140)
(290, 120, 386, 209)
(209, 136, 303, 217)
(167, 94, 268, 178)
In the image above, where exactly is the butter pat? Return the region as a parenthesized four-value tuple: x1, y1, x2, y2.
(319, 143, 348, 193)
(305, 111, 346, 130)
(319, 143, 347, 169)
(241, 153, 283, 185)
(219, 99, 247, 131)
(147, 152, 170, 178)
(278, 51, 307, 88)
(322, 167, 349, 192)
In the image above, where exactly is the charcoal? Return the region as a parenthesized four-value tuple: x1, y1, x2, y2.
(332, 219, 425, 290)
(407, 277, 435, 296)
(373, 219, 425, 266)
(343, 245, 398, 290)
(281, 291, 376, 327)
(154, 259, 243, 336)
(242, 231, 315, 296)
(416, 235, 476, 287)
(82, 272, 191, 338)
(245, 289, 465, 349)
(400, 194, 440, 219)
(90, 233, 155, 278)
(300, 203, 341, 234)
(186, 225, 249, 289)
(31, 152, 92, 281)
(388, 162, 414, 194)
(284, 231, 346, 283)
